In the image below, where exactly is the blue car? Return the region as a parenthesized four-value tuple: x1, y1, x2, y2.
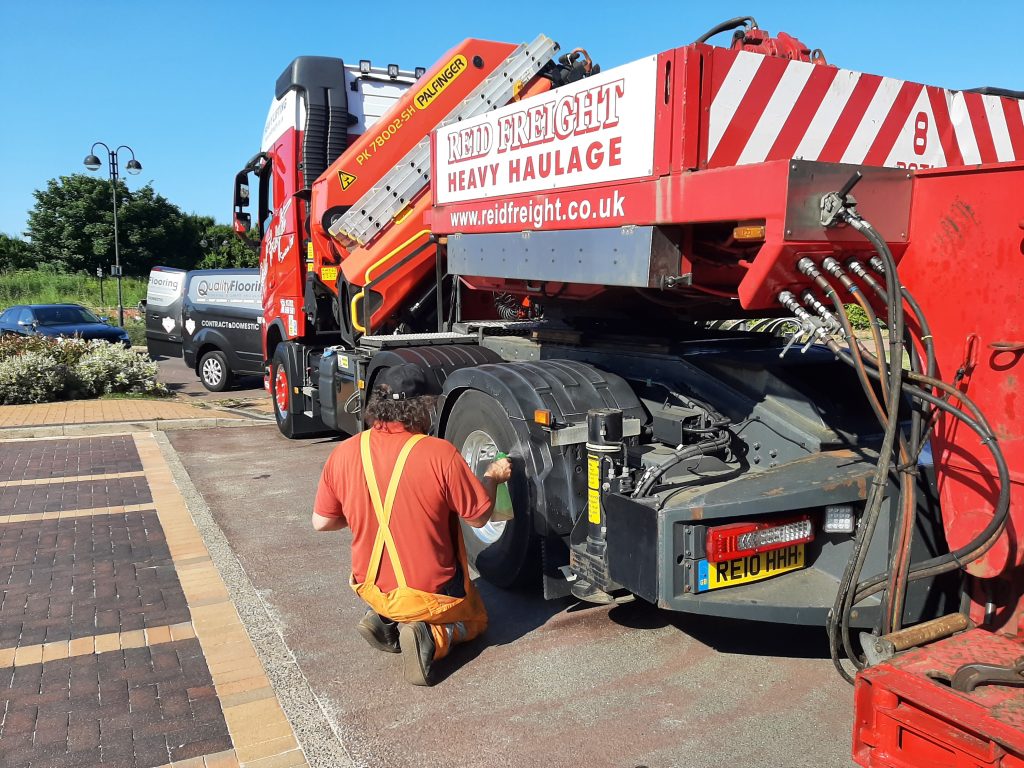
(0, 303, 131, 347)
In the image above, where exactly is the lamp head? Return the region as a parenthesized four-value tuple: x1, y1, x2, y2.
(125, 158, 142, 175)
(83, 154, 102, 171)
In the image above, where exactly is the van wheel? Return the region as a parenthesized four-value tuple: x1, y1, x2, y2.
(444, 390, 537, 589)
(199, 350, 231, 392)
(271, 345, 324, 439)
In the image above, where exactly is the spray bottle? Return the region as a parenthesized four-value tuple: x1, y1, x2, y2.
(491, 451, 514, 521)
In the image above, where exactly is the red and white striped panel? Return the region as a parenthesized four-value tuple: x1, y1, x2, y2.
(704, 49, 1024, 170)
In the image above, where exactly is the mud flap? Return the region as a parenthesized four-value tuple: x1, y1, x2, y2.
(541, 536, 572, 600)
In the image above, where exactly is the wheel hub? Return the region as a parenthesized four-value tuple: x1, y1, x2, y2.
(202, 358, 222, 385)
(274, 367, 289, 414)
(460, 429, 507, 544)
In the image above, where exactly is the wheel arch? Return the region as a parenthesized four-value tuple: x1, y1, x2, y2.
(264, 319, 286, 365)
(193, 338, 226, 372)
(363, 344, 501, 400)
(438, 359, 645, 538)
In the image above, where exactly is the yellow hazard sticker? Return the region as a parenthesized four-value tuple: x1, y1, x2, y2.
(338, 170, 357, 190)
(587, 454, 601, 525)
(338, 355, 349, 369)
(321, 266, 338, 282)
(307, 242, 314, 262)
(414, 55, 467, 110)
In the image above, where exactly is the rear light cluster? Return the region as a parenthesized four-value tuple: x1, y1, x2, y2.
(705, 515, 814, 563)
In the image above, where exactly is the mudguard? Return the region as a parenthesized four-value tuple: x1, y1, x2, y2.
(438, 359, 645, 537)
(364, 344, 501, 396)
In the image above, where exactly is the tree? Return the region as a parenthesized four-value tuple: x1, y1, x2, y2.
(196, 223, 259, 269)
(0, 234, 35, 272)
(25, 174, 207, 276)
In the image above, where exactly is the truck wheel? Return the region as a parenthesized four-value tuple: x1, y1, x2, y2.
(271, 346, 323, 439)
(199, 350, 231, 392)
(445, 390, 536, 589)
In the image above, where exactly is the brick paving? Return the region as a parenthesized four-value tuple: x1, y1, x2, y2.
(0, 435, 143, 482)
(0, 511, 190, 648)
(0, 639, 231, 768)
(0, 476, 152, 516)
(0, 433, 306, 768)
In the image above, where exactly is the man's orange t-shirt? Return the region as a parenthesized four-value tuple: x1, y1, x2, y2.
(313, 422, 492, 594)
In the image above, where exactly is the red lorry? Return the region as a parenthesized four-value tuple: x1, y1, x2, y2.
(234, 17, 1024, 764)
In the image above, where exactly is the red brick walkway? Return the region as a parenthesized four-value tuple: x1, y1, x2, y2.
(0, 433, 305, 768)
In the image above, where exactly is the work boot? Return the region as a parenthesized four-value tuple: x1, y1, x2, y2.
(356, 610, 400, 653)
(398, 621, 435, 686)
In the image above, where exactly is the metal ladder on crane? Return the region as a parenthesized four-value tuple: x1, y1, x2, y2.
(329, 34, 559, 247)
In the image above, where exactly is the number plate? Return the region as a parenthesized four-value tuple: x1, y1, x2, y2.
(696, 545, 805, 592)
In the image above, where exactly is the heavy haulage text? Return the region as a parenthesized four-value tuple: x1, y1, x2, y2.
(446, 138, 622, 193)
(444, 78, 627, 194)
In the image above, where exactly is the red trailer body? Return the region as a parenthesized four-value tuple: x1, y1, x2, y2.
(854, 630, 1024, 767)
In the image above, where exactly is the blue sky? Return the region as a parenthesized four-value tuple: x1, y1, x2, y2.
(2, 0, 1021, 237)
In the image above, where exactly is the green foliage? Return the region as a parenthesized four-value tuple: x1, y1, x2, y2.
(0, 335, 165, 404)
(74, 342, 164, 397)
(845, 304, 872, 331)
(0, 271, 147, 310)
(0, 352, 69, 404)
(25, 174, 209, 276)
(196, 224, 259, 269)
(123, 317, 146, 347)
(0, 234, 35, 271)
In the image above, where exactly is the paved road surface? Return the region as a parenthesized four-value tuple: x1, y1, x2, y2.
(170, 425, 857, 768)
(155, 355, 263, 403)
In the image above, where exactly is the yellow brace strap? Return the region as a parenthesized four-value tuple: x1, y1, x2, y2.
(360, 430, 426, 589)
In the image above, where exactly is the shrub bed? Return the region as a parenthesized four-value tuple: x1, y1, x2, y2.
(0, 335, 166, 404)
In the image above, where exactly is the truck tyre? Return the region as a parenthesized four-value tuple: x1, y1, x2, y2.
(271, 345, 323, 439)
(199, 350, 231, 392)
(445, 390, 536, 589)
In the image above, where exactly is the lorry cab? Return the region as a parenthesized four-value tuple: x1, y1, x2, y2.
(146, 267, 264, 391)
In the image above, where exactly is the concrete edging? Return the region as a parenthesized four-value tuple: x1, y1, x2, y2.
(153, 432, 354, 768)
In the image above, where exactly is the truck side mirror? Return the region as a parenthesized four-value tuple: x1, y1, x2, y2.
(233, 170, 256, 241)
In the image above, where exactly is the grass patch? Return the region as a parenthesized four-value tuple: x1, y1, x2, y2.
(0, 270, 147, 312)
(0, 269, 150, 345)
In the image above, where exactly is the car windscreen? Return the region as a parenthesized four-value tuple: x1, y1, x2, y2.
(34, 306, 101, 325)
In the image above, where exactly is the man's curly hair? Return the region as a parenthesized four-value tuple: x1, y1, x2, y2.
(365, 385, 436, 433)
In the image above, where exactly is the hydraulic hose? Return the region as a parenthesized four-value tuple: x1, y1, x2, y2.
(633, 430, 731, 499)
(847, 259, 940, 631)
(804, 264, 903, 680)
(693, 16, 758, 45)
(828, 326, 1012, 585)
(826, 257, 918, 634)
(796, 199, 1011, 681)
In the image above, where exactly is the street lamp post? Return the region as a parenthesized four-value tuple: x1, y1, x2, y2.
(83, 143, 142, 327)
